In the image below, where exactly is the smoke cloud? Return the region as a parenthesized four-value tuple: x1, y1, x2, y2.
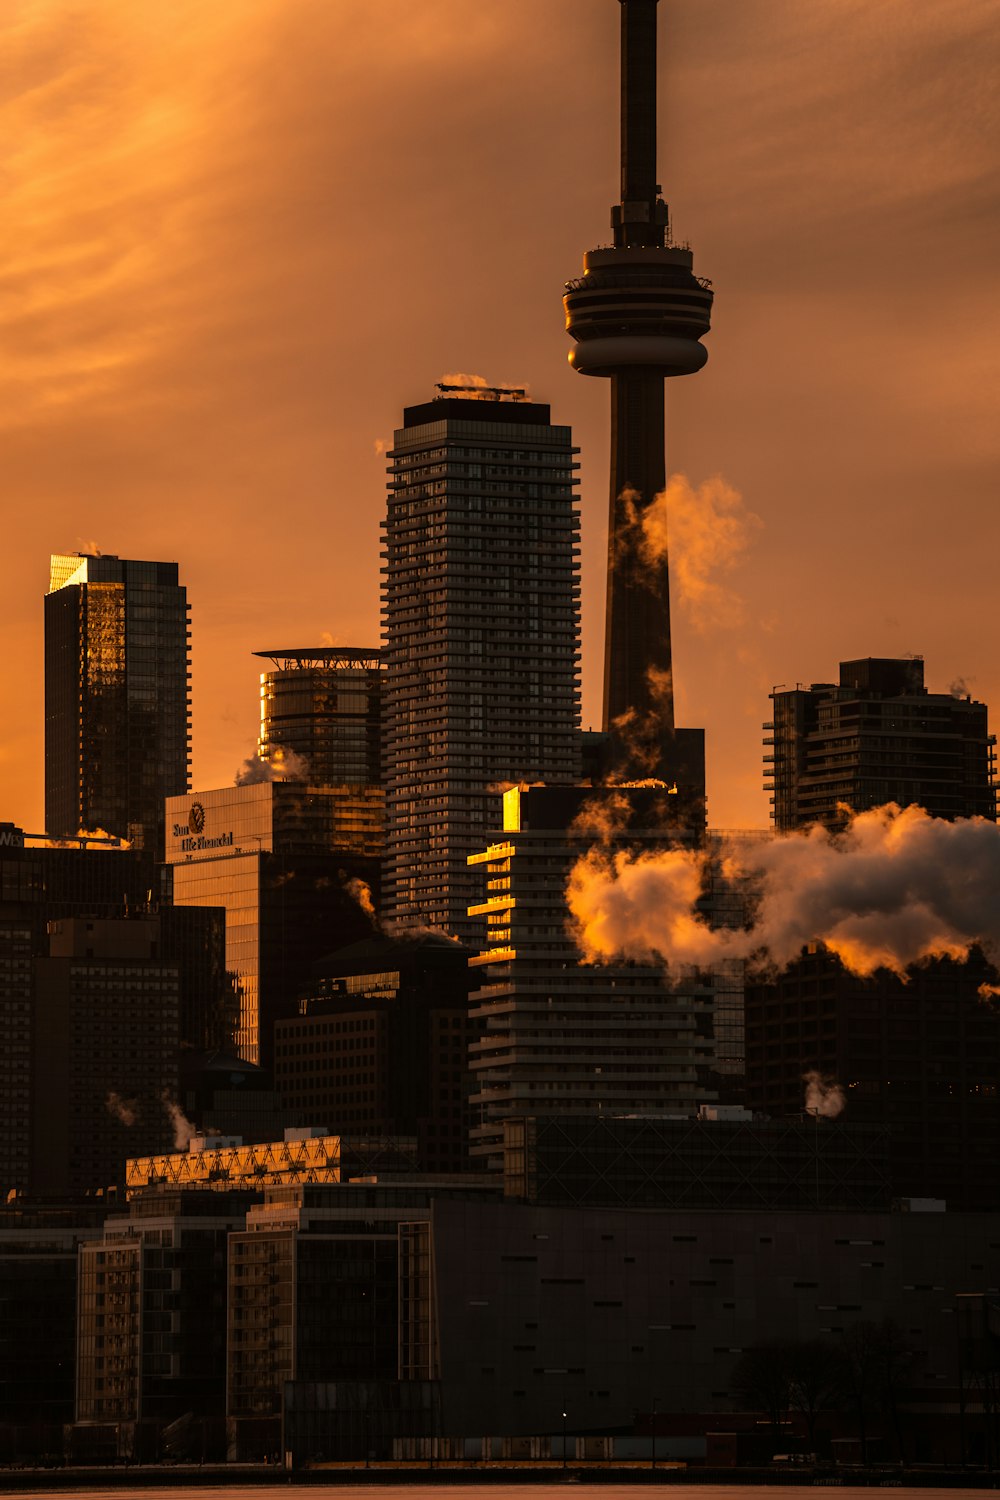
(105, 1091, 138, 1127)
(567, 803, 1000, 983)
(346, 876, 376, 921)
(160, 1090, 196, 1151)
(802, 1070, 846, 1118)
(619, 475, 761, 629)
(234, 746, 309, 785)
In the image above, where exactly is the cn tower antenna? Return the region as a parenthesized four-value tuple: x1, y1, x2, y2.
(564, 0, 712, 785)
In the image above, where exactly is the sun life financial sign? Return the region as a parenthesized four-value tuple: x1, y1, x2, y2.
(172, 801, 235, 854)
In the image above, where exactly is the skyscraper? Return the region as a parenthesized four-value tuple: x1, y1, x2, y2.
(45, 553, 190, 850)
(765, 657, 997, 831)
(750, 654, 1000, 1208)
(254, 646, 383, 787)
(468, 786, 717, 1170)
(381, 387, 581, 942)
(564, 0, 712, 784)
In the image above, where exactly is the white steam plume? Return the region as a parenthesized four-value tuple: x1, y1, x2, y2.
(568, 803, 1000, 982)
(160, 1091, 196, 1151)
(619, 474, 761, 629)
(235, 746, 309, 785)
(106, 1091, 138, 1127)
(802, 1070, 846, 1118)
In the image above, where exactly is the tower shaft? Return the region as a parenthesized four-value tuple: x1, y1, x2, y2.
(605, 370, 672, 737)
(564, 0, 712, 783)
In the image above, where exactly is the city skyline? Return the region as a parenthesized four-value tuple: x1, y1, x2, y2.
(3, 0, 998, 832)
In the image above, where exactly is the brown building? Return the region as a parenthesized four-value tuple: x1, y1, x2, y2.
(274, 934, 476, 1173)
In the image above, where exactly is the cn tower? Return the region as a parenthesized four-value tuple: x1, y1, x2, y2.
(564, 0, 712, 784)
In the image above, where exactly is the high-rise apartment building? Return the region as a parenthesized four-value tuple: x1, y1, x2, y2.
(467, 785, 717, 1170)
(751, 654, 1000, 1208)
(382, 389, 581, 942)
(254, 647, 383, 787)
(765, 657, 997, 831)
(45, 553, 191, 851)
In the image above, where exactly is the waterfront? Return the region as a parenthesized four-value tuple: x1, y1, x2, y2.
(6, 1484, 1000, 1500)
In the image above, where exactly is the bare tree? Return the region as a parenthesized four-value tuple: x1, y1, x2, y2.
(787, 1337, 840, 1452)
(732, 1341, 794, 1446)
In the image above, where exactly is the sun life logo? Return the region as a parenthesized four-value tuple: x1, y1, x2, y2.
(188, 802, 206, 836)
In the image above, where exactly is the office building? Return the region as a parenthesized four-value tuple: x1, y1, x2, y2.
(744, 948, 1000, 1210)
(468, 785, 717, 1170)
(0, 1198, 105, 1442)
(31, 916, 180, 1196)
(165, 782, 380, 1066)
(255, 646, 383, 787)
(76, 1189, 252, 1438)
(274, 933, 477, 1173)
(225, 1177, 498, 1458)
(765, 657, 997, 832)
(382, 388, 581, 943)
(501, 1112, 893, 1213)
(394, 1198, 996, 1459)
(563, 0, 711, 782)
(45, 553, 190, 851)
(0, 828, 228, 1196)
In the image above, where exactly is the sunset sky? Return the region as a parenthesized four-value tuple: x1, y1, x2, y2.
(3, 0, 998, 832)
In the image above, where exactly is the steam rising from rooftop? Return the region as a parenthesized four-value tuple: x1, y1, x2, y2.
(568, 803, 1000, 983)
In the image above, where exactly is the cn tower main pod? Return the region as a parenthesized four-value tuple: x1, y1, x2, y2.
(564, 0, 712, 784)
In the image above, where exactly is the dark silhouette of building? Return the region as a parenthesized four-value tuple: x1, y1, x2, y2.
(563, 0, 711, 785)
(274, 933, 477, 1172)
(0, 1197, 106, 1447)
(502, 1112, 893, 1213)
(751, 655, 1000, 1209)
(31, 916, 180, 1196)
(44, 553, 190, 852)
(381, 388, 581, 942)
(0, 828, 228, 1196)
(76, 1189, 253, 1439)
(745, 948, 1000, 1210)
(765, 657, 997, 831)
(254, 646, 384, 788)
(165, 782, 380, 1067)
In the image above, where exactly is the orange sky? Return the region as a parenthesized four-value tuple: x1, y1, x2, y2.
(3, 0, 998, 831)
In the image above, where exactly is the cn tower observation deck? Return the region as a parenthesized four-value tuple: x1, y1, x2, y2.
(564, 0, 712, 786)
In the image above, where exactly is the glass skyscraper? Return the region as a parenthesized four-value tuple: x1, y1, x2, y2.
(44, 553, 191, 850)
(382, 390, 582, 942)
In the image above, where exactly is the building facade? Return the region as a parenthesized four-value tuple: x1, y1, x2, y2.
(31, 916, 180, 1196)
(45, 553, 190, 851)
(467, 786, 717, 1170)
(165, 782, 380, 1066)
(744, 948, 1000, 1211)
(0, 830, 227, 1196)
(254, 647, 383, 788)
(381, 390, 581, 943)
(76, 1189, 252, 1431)
(274, 933, 476, 1173)
(765, 657, 997, 832)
